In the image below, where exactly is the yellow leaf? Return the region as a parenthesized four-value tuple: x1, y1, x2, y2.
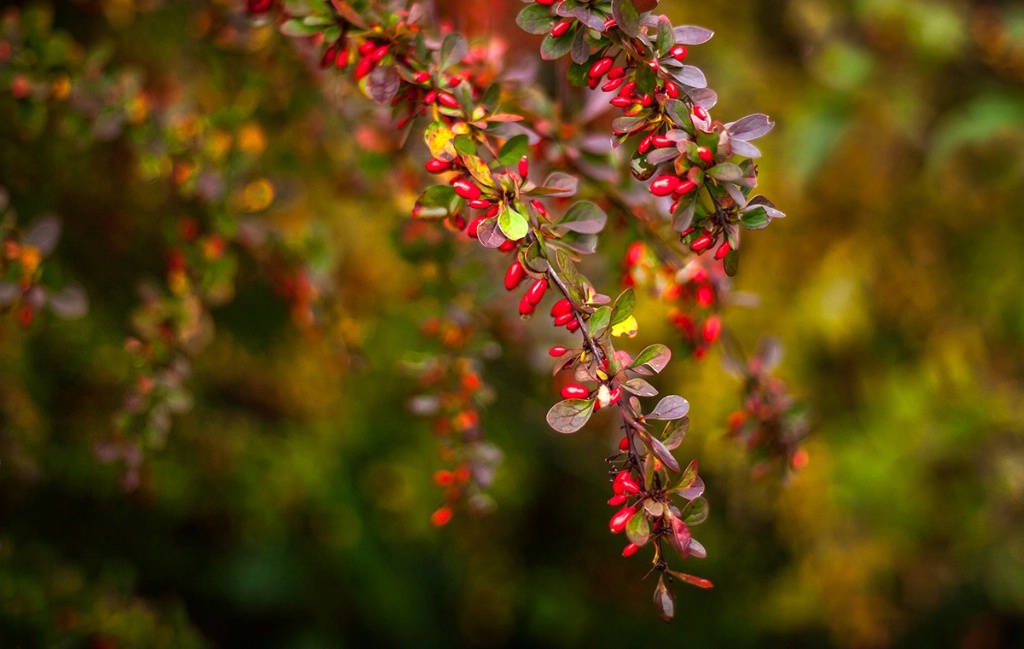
(425, 122, 457, 162)
(611, 315, 638, 338)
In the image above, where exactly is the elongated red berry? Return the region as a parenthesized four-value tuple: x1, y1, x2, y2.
(613, 470, 642, 495)
(609, 506, 636, 533)
(690, 233, 714, 253)
(505, 261, 526, 291)
(354, 56, 375, 81)
(414, 71, 432, 84)
(650, 175, 682, 197)
(468, 199, 492, 209)
(608, 494, 628, 506)
(519, 294, 536, 316)
(670, 45, 688, 61)
(358, 41, 376, 56)
(551, 19, 572, 38)
(618, 436, 630, 451)
(608, 386, 622, 406)
(619, 81, 636, 97)
(525, 278, 548, 305)
(626, 242, 645, 265)
(550, 298, 572, 318)
(452, 178, 481, 200)
(703, 315, 722, 343)
(498, 239, 517, 252)
(610, 96, 633, 108)
(607, 66, 626, 80)
(320, 46, 337, 69)
(518, 156, 529, 178)
(467, 216, 485, 239)
(536, 0, 555, 5)
(601, 78, 624, 92)
(622, 542, 640, 557)
(651, 135, 673, 148)
(549, 345, 568, 357)
(561, 383, 589, 400)
(424, 90, 438, 104)
(370, 44, 390, 62)
(425, 159, 451, 173)
(714, 241, 731, 260)
(638, 134, 653, 154)
(430, 506, 453, 527)
(566, 319, 580, 332)
(697, 146, 714, 165)
(665, 81, 679, 99)
(553, 312, 575, 327)
(589, 57, 614, 79)
(437, 92, 460, 109)
(674, 179, 698, 196)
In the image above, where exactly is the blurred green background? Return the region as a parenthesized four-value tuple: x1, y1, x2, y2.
(2, 0, 1024, 647)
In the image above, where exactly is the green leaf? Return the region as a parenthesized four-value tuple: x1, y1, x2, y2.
(439, 33, 468, 70)
(631, 343, 671, 374)
(540, 32, 575, 61)
(656, 15, 674, 56)
(610, 288, 636, 326)
(558, 201, 607, 234)
(682, 497, 709, 525)
(413, 185, 460, 220)
(634, 61, 657, 95)
(279, 18, 320, 37)
(740, 206, 771, 230)
(497, 135, 530, 167)
(536, 172, 578, 197)
(498, 206, 529, 241)
(516, 4, 553, 35)
(706, 162, 744, 182)
(567, 61, 589, 88)
(647, 395, 689, 421)
(622, 377, 658, 397)
(453, 134, 476, 156)
(649, 436, 681, 472)
(723, 249, 740, 276)
(546, 398, 595, 434)
(626, 510, 650, 546)
(611, 0, 641, 38)
(589, 306, 612, 339)
(662, 417, 689, 450)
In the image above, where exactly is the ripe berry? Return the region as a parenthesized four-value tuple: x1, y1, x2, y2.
(613, 470, 641, 495)
(670, 45, 688, 61)
(551, 19, 572, 38)
(468, 199, 492, 210)
(618, 436, 630, 451)
(525, 278, 548, 305)
(452, 178, 481, 200)
(651, 135, 673, 148)
(358, 41, 377, 56)
(467, 216, 485, 238)
(437, 92, 460, 109)
(549, 345, 568, 357)
(553, 312, 575, 327)
(702, 315, 722, 343)
(354, 56, 375, 81)
(607, 66, 626, 80)
(498, 239, 517, 252)
(566, 319, 580, 332)
(430, 506, 453, 527)
(504, 261, 526, 291)
(609, 506, 636, 533)
(714, 241, 731, 260)
(425, 159, 452, 173)
(561, 384, 589, 400)
(519, 294, 536, 316)
(622, 542, 640, 557)
(601, 78, 624, 92)
(626, 242, 645, 265)
(608, 494, 628, 506)
(697, 146, 714, 165)
(550, 298, 572, 318)
(518, 156, 529, 178)
(610, 96, 633, 108)
(536, 0, 555, 4)
(369, 44, 390, 62)
(589, 57, 614, 79)
(690, 233, 714, 253)
(413, 70, 431, 83)
(637, 134, 652, 154)
(674, 179, 699, 196)
(665, 81, 679, 99)
(650, 175, 682, 197)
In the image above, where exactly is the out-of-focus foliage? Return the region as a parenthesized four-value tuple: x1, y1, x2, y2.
(1, 0, 1023, 648)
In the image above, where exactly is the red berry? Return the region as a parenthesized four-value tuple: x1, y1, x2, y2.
(358, 41, 377, 56)
(665, 81, 679, 99)
(651, 135, 673, 148)
(589, 57, 614, 79)
(566, 319, 580, 332)
(504, 261, 526, 291)
(697, 146, 714, 165)
(424, 90, 438, 104)
(320, 46, 337, 69)
(550, 298, 572, 318)
(536, 0, 555, 5)
(525, 278, 548, 305)
(468, 199, 492, 210)
(430, 507, 453, 527)
(696, 284, 714, 307)
(561, 384, 589, 400)
(670, 45, 688, 61)
(370, 44, 390, 62)
(714, 241, 731, 260)
(690, 233, 714, 254)
(650, 175, 682, 197)
(518, 156, 529, 178)
(613, 470, 641, 495)
(626, 242, 645, 266)
(354, 56, 375, 81)
(413, 71, 431, 83)
(553, 312, 575, 327)
(519, 294, 536, 316)
(608, 386, 622, 406)
(618, 436, 630, 451)
(702, 315, 722, 343)
(607, 66, 626, 80)
(608, 494, 628, 506)
(437, 92, 460, 109)
(674, 179, 699, 196)
(601, 78, 624, 92)
(498, 239, 517, 252)
(452, 178, 481, 200)
(246, 0, 274, 14)
(425, 159, 452, 173)
(610, 96, 633, 108)
(549, 345, 568, 357)
(551, 19, 572, 38)
(619, 81, 636, 98)
(609, 506, 636, 533)
(638, 134, 653, 154)
(692, 105, 709, 121)
(622, 543, 640, 557)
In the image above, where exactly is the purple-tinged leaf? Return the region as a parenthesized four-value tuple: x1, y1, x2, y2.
(672, 198, 696, 232)
(654, 576, 674, 622)
(673, 25, 714, 45)
(611, 115, 648, 135)
(669, 515, 691, 557)
(756, 336, 784, 372)
(538, 172, 579, 197)
(662, 416, 689, 450)
(632, 344, 671, 374)
(689, 87, 718, 109)
(570, 27, 589, 64)
(686, 538, 708, 560)
(47, 283, 88, 319)
(706, 162, 744, 183)
(622, 378, 658, 397)
(648, 436, 681, 472)
(678, 476, 705, 501)
(558, 200, 607, 234)
(24, 215, 61, 255)
(645, 147, 680, 165)
(612, 0, 641, 38)
(666, 569, 713, 589)
(648, 395, 690, 420)
(476, 217, 508, 249)
(726, 113, 775, 141)
(0, 282, 20, 306)
(546, 398, 595, 434)
(673, 459, 699, 495)
(572, 7, 607, 32)
(673, 65, 707, 89)
(730, 139, 762, 159)
(367, 65, 401, 104)
(540, 32, 574, 61)
(439, 33, 468, 70)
